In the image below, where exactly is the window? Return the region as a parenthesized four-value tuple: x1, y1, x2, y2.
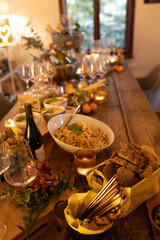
(59, 0, 135, 58)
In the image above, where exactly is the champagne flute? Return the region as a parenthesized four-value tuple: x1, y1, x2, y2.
(19, 63, 33, 90)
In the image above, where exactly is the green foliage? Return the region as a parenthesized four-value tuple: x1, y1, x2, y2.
(21, 20, 44, 50)
(67, 0, 127, 47)
(21, 36, 43, 50)
(7, 175, 74, 239)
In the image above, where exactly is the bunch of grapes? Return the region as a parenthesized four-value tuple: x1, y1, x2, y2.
(29, 161, 59, 196)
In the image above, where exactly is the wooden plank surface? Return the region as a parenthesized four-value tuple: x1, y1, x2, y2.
(114, 67, 160, 240)
(1, 64, 160, 240)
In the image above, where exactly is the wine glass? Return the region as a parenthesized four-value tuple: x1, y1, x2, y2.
(4, 139, 37, 188)
(0, 145, 11, 239)
(42, 60, 56, 85)
(4, 139, 37, 216)
(19, 63, 33, 90)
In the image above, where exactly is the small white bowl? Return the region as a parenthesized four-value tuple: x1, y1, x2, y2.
(13, 112, 41, 130)
(43, 106, 65, 122)
(43, 97, 68, 110)
(48, 113, 114, 154)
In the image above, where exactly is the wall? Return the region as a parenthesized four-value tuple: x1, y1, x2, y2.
(7, 0, 59, 63)
(10, 0, 59, 29)
(127, 0, 160, 77)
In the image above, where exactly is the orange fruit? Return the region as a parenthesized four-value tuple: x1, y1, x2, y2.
(116, 65, 124, 73)
(90, 102, 98, 112)
(82, 103, 91, 114)
(113, 65, 124, 73)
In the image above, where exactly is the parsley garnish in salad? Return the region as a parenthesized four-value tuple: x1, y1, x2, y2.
(67, 123, 82, 135)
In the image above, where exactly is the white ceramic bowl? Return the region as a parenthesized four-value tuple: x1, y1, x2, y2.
(43, 106, 65, 122)
(43, 97, 68, 110)
(13, 112, 41, 130)
(47, 113, 114, 154)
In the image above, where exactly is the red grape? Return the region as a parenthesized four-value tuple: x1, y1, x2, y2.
(50, 174, 56, 181)
(37, 162, 43, 170)
(39, 177, 45, 185)
(41, 183, 49, 189)
(44, 174, 51, 181)
(27, 161, 59, 197)
(45, 162, 51, 171)
(50, 186, 55, 193)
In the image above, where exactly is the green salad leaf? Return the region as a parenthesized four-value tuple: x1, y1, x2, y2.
(67, 123, 82, 135)
(16, 115, 26, 122)
(45, 97, 56, 104)
(42, 108, 54, 114)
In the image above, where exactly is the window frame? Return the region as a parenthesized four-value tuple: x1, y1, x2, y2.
(58, 0, 135, 58)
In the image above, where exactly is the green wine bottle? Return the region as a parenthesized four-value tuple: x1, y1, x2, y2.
(52, 49, 73, 65)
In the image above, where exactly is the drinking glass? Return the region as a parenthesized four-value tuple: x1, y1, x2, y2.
(19, 63, 33, 90)
(74, 149, 96, 182)
(0, 145, 11, 239)
(4, 139, 37, 188)
(42, 60, 56, 85)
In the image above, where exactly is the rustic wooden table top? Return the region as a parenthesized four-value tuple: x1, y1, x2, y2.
(1, 63, 160, 240)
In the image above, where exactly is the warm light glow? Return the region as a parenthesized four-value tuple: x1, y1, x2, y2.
(95, 96, 105, 101)
(92, 53, 99, 60)
(76, 67, 81, 74)
(85, 54, 90, 59)
(0, 0, 10, 14)
(110, 57, 116, 63)
(0, 24, 11, 42)
(77, 167, 91, 176)
(5, 119, 15, 127)
(8, 15, 27, 42)
(5, 119, 19, 137)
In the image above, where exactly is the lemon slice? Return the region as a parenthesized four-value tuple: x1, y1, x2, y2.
(75, 122, 86, 130)
(81, 122, 86, 130)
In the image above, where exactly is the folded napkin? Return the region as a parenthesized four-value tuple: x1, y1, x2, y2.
(64, 145, 160, 235)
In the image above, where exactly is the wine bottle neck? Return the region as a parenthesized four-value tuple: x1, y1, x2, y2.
(25, 103, 34, 120)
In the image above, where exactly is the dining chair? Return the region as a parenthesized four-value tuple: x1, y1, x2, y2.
(137, 65, 160, 111)
(0, 93, 13, 121)
(137, 65, 160, 91)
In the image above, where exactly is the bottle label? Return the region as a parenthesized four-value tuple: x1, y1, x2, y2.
(35, 144, 45, 161)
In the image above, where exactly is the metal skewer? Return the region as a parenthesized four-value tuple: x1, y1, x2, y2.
(79, 175, 120, 220)
(63, 104, 81, 127)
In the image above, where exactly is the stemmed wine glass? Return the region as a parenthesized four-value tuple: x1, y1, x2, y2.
(42, 60, 56, 85)
(19, 63, 33, 90)
(4, 139, 37, 188)
(4, 139, 37, 216)
(0, 145, 11, 239)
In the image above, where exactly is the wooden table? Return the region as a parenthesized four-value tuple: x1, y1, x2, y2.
(1, 63, 160, 240)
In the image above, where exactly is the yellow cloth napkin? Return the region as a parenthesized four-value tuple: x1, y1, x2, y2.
(65, 187, 131, 235)
(64, 145, 160, 235)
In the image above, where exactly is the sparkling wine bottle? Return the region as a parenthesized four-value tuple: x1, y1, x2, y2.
(24, 103, 45, 161)
(49, 43, 73, 65)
